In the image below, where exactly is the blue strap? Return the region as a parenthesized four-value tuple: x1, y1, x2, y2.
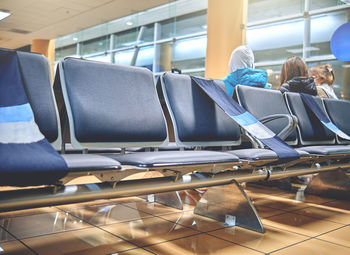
(300, 93, 350, 140)
(0, 49, 68, 186)
(191, 76, 300, 160)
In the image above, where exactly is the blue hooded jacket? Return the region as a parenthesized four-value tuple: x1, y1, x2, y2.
(222, 67, 269, 97)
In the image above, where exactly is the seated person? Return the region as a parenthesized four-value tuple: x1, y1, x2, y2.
(222, 45, 270, 97)
(309, 64, 338, 99)
(279, 56, 317, 95)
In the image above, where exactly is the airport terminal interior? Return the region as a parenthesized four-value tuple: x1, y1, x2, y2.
(1, 0, 350, 254)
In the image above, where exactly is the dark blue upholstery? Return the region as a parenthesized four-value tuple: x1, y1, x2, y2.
(107, 151, 238, 168)
(284, 92, 334, 144)
(61, 58, 167, 144)
(17, 52, 59, 144)
(161, 72, 241, 145)
(235, 85, 297, 144)
(323, 98, 350, 144)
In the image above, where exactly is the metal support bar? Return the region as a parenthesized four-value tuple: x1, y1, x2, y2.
(194, 180, 264, 233)
(305, 170, 350, 200)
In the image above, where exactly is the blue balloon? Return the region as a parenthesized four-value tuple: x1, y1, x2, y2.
(330, 22, 350, 61)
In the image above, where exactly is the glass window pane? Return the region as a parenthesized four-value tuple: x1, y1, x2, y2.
(140, 24, 154, 43)
(308, 60, 350, 100)
(114, 49, 134, 66)
(310, 0, 349, 11)
(247, 19, 304, 63)
(55, 44, 77, 61)
(84, 54, 111, 63)
(81, 36, 110, 55)
(256, 65, 282, 89)
(248, 0, 304, 23)
(310, 10, 350, 57)
(160, 18, 176, 39)
(158, 36, 207, 72)
(113, 29, 138, 49)
(135, 46, 154, 71)
(175, 10, 207, 37)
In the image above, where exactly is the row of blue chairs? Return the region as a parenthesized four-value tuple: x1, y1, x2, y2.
(1, 49, 350, 233)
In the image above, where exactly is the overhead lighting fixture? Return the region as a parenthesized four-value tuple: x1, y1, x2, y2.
(126, 21, 133, 26)
(0, 10, 11, 21)
(73, 37, 78, 41)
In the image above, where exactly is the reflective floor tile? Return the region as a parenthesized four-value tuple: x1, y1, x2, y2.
(253, 204, 286, 219)
(253, 196, 313, 212)
(293, 204, 350, 225)
(262, 212, 343, 237)
(110, 196, 146, 204)
(323, 200, 350, 211)
(118, 248, 156, 254)
(0, 240, 34, 255)
(159, 211, 225, 232)
(271, 238, 350, 255)
(209, 225, 308, 253)
(123, 201, 184, 216)
(57, 199, 113, 211)
(317, 226, 350, 247)
(22, 227, 136, 255)
(0, 207, 59, 219)
(280, 192, 334, 205)
(0, 212, 89, 239)
(144, 233, 262, 255)
(101, 216, 199, 247)
(0, 226, 16, 243)
(63, 203, 153, 226)
(244, 184, 287, 197)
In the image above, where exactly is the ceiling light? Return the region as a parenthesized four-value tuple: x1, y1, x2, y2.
(0, 10, 11, 21)
(126, 21, 133, 26)
(73, 37, 78, 41)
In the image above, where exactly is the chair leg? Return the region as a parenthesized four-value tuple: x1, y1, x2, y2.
(305, 170, 350, 200)
(147, 191, 183, 210)
(194, 179, 264, 233)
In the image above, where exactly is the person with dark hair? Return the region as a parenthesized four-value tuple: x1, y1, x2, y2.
(279, 56, 317, 95)
(309, 64, 338, 99)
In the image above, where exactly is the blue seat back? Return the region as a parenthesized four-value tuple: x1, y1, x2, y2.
(284, 92, 335, 145)
(323, 98, 350, 144)
(161, 72, 241, 147)
(59, 58, 168, 148)
(17, 51, 61, 148)
(235, 85, 298, 145)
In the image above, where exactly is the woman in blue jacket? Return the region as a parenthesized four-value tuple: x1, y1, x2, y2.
(222, 45, 270, 97)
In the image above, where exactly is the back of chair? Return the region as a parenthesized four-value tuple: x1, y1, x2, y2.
(284, 92, 335, 145)
(59, 57, 168, 149)
(17, 51, 61, 149)
(235, 85, 298, 145)
(323, 98, 350, 144)
(161, 72, 241, 147)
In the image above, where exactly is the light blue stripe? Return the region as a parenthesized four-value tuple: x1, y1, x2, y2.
(0, 103, 34, 123)
(321, 121, 338, 132)
(232, 111, 258, 126)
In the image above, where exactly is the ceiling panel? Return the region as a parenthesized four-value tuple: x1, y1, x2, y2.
(0, 0, 174, 49)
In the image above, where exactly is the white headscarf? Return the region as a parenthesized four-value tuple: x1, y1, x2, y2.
(228, 45, 255, 73)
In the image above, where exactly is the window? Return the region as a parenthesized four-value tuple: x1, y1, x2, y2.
(55, 44, 76, 60)
(81, 36, 110, 55)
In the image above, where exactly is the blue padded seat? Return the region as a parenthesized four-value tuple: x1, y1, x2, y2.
(323, 98, 350, 144)
(107, 151, 239, 168)
(161, 73, 309, 163)
(235, 85, 297, 145)
(17, 52, 60, 145)
(12, 51, 122, 182)
(59, 58, 239, 168)
(284, 92, 350, 155)
(228, 148, 309, 161)
(161, 72, 241, 146)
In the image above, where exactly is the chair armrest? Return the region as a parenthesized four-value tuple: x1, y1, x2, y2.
(258, 114, 298, 141)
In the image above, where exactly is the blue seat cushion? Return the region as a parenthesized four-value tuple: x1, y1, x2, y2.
(227, 148, 309, 161)
(106, 151, 239, 168)
(297, 145, 350, 155)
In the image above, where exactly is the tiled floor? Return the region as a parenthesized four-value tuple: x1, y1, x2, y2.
(0, 184, 349, 254)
